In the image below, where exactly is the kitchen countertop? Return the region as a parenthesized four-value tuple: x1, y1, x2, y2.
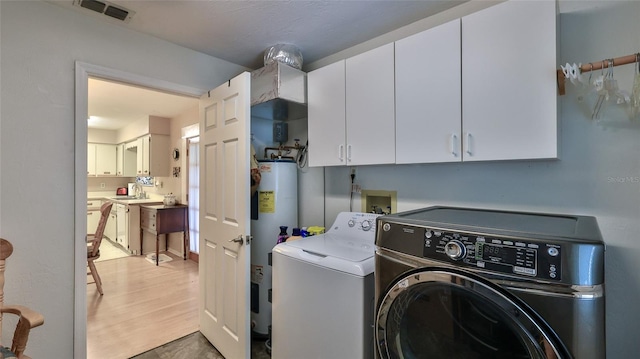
(87, 191, 164, 205)
(106, 196, 164, 205)
(140, 204, 188, 209)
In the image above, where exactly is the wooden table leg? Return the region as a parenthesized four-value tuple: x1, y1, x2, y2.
(140, 228, 144, 256)
(184, 208, 189, 260)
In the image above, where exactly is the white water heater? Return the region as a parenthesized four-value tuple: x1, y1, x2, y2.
(251, 160, 298, 337)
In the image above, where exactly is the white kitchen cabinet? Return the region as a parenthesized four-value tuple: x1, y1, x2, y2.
(87, 144, 96, 176)
(87, 210, 100, 234)
(115, 203, 128, 249)
(308, 43, 395, 167)
(135, 134, 170, 177)
(116, 143, 124, 176)
(87, 143, 117, 176)
(135, 137, 144, 176)
(123, 140, 138, 177)
(104, 208, 117, 242)
(395, 19, 462, 164)
(461, 0, 558, 161)
(87, 199, 101, 234)
(95, 144, 117, 176)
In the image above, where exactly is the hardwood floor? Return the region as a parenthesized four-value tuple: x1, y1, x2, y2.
(87, 252, 199, 359)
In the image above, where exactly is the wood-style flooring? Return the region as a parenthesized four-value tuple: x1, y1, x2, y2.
(87, 252, 199, 359)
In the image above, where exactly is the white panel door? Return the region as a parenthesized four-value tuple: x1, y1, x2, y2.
(308, 60, 347, 167)
(199, 72, 251, 359)
(396, 19, 462, 164)
(346, 42, 395, 166)
(462, 0, 557, 161)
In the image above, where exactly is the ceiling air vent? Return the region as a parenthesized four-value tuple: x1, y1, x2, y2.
(73, 0, 135, 23)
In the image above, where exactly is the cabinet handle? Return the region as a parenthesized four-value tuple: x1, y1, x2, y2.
(338, 145, 344, 162)
(450, 134, 458, 156)
(347, 144, 352, 162)
(465, 133, 472, 156)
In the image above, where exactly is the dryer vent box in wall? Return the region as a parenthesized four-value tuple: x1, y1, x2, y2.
(361, 190, 397, 215)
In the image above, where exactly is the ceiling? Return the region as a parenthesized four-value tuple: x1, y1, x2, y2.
(65, 0, 608, 130)
(88, 78, 199, 130)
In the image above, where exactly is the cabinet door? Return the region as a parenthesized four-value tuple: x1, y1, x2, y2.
(346, 43, 395, 166)
(462, 0, 557, 161)
(116, 143, 124, 176)
(95, 144, 117, 176)
(87, 144, 96, 176)
(105, 213, 117, 241)
(308, 60, 347, 167)
(87, 210, 100, 234)
(396, 19, 462, 164)
(148, 134, 170, 176)
(136, 136, 145, 176)
(123, 141, 138, 177)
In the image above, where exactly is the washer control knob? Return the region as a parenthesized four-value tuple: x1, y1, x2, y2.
(445, 240, 466, 260)
(383, 223, 391, 232)
(361, 220, 372, 231)
(348, 220, 355, 228)
(425, 230, 433, 239)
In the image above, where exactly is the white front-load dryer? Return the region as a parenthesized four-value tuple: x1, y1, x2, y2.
(271, 212, 380, 359)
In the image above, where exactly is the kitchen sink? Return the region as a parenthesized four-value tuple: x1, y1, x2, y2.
(110, 196, 138, 200)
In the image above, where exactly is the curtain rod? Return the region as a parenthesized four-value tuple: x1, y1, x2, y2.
(557, 53, 639, 96)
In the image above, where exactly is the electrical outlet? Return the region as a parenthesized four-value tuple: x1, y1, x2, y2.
(100, 183, 106, 189)
(351, 184, 361, 193)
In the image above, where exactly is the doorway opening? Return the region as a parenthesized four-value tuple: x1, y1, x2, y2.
(76, 62, 203, 358)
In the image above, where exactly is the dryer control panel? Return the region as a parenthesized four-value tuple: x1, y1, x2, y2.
(379, 222, 562, 282)
(426, 229, 561, 281)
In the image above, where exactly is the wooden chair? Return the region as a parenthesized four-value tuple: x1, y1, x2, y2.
(87, 202, 113, 295)
(0, 238, 44, 358)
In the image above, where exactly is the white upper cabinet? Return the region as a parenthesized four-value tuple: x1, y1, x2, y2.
(395, 19, 462, 164)
(346, 43, 395, 166)
(308, 43, 395, 167)
(87, 143, 117, 176)
(136, 134, 170, 177)
(116, 143, 124, 176)
(87, 143, 97, 176)
(461, 0, 558, 161)
(308, 61, 347, 167)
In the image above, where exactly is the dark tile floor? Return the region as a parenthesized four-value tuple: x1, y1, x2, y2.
(130, 332, 271, 359)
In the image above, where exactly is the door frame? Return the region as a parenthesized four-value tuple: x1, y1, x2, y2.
(74, 62, 203, 358)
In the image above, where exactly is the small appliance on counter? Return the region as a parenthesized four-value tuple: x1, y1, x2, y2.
(116, 187, 128, 195)
(127, 182, 136, 196)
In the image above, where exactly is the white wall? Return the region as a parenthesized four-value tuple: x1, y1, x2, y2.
(320, 2, 640, 357)
(0, 1, 246, 357)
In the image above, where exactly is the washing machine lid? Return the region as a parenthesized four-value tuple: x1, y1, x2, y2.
(274, 233, 375, 276)
(375, 267, 572, 359)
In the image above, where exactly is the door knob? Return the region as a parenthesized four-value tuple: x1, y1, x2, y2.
(229, 235, 244, 245)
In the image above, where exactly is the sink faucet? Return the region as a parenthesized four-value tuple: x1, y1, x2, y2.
(133, 182, 143, 198)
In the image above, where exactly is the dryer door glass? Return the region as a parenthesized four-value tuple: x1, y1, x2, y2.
(375, 268, 569, 359)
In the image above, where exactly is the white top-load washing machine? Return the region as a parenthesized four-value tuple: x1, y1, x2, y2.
(271, 212, 380, 359)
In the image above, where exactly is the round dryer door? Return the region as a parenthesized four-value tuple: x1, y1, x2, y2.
(375, 267, 571, 359)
